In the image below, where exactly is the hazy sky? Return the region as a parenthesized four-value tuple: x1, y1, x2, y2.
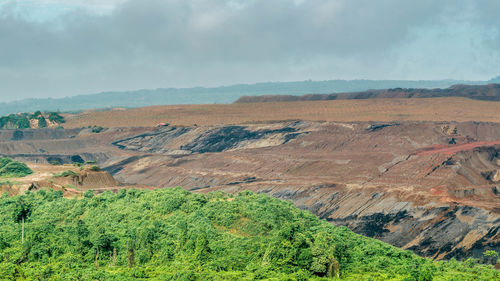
(0, 0, 500, 101)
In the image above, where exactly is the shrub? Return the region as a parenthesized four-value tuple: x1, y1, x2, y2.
(89, 165, 101, 172)
(0, 161, 33, 178)
(16, 117, 30, 129)
(53, 170, 78, 178)
(37, 117, 47, 128)
(31, 111, 42, 118)
(83, 190, 94, 198)
(91, 126, 104, 133)
(48, 112, 65, 124)
(49, 160, 61, 166)
(0, 158, 13, 169)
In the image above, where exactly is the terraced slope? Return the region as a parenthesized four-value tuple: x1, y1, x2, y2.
(1, 119, 499, 261)
(107, 121, 500, 260)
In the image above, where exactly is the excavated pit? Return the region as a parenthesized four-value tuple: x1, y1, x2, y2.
(106, 121, 500, 260)
(1, 121, 499, 261)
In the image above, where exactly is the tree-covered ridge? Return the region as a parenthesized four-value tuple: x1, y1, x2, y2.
(0, 111, 64, 129)
(0, 188, 497, 281)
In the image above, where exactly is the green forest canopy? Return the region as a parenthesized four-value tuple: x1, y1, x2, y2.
(0, 188, 498, 280)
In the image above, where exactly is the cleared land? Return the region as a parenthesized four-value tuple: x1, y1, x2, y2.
(3, 97, 499, 262)
(64, 97, 500, 128)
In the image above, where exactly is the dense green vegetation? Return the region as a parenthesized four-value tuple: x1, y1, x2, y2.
(0, 112, 64, 129)
(0, 158, 33, 178)
(0, 188, 497, 280)
(0, 114, 30, 129)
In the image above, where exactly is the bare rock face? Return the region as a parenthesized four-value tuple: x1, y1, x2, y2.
(493, 170, 500, 182)
(104, 121, 500, 260)
(112, 123, 308, 154)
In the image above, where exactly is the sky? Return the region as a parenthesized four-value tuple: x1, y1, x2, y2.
(0, 0, 500, 101)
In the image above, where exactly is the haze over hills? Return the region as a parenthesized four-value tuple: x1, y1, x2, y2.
(235, 83, 500, 103)
(1, 96, 500, 263)
(0, 78, 497, 115)
(2, 1, 500, 279)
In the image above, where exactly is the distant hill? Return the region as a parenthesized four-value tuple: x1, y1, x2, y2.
(0, 79, 492, 115)
(235, 83, 500, 103)
(489, 76, 500, 83)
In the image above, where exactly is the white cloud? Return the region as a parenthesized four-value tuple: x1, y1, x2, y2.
(0, 0, 499, 100)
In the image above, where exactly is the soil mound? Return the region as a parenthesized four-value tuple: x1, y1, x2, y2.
(51, 170, 119, 190)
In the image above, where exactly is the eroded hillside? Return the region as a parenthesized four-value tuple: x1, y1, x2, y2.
(1, 120, 499, 261)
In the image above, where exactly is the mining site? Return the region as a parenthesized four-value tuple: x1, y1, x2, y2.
(3, 2, 500, 279)
(1, 94, 499, 263)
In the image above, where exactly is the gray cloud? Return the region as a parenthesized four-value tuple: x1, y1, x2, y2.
(0, 0, 499, 101)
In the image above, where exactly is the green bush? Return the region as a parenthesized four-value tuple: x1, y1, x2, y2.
(91, 126, 104, 133)
(0, 160, 33, 178)
(0, 157, 13, 169)
(16, 117, 31, 129)
(88, 165, 101, 172)
(47, 112, 65, 124)
(37, 116, 47, 128)
(83, 189, 94, 198)
(48, 160, 61, 166)
(30, 111, 42, 118)
(53, 170, 78, 178)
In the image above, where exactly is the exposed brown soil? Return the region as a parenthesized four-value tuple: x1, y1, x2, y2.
(0, 163, 121, 196)
(63, 97, 500, 128)
(414, 141, 500, 156)
(99, 120, 500, 260)
(1, 99, 499, 261)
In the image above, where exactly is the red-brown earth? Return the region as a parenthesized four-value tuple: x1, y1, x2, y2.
(1, 99, 499, 261)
